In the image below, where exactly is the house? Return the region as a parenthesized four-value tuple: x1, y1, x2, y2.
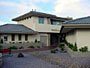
(11, 11, 70, 46)
(0, 24, 39, 44)
(62, 16, 90, 51)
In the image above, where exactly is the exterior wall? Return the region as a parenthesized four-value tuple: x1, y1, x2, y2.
(66, 30, 76, 45)
(17, 17, 36, 30)
(17, 16, 62, 33)
(0, 34, 40, 43)
(76, 29, 90, 51)
(40, 33, 50, 46)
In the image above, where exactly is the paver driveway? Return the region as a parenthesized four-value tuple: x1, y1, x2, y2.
(2, 53, 60, 68)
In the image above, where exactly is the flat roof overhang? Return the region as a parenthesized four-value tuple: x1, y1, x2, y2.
(61, 24, 90, 33)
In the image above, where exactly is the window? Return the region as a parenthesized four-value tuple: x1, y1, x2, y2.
(18, 34, 22, 41)
(38, 17, 44, 24)
(11, 34, 15, 41)
(25, 34, 28, 41)
(4, 36, 8, 41)
(51, 21, 61, 25)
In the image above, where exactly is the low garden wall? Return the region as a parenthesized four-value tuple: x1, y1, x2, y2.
(0, 42, 43, 49)
(65, 45, 90, 57)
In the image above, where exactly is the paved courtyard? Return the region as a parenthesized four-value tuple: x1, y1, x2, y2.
(2, 53, 60, 68)
(2, 50, 90, 68)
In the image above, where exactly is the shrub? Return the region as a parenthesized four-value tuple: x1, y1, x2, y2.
(19, 46, 24, 49)
(73, 43, 78, 51)
(0, 45, 2, 50)
(59, 44, 65, 51)
(8, 46, 17, 50)
(28, 46, 34, 48)
(37, 46, 40, 48)
(35, 39, 37, 43)
(50, 49, 56, 53)
(79, 46, 88, 52)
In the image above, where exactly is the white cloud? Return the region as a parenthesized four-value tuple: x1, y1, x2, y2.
(54, 0, 90, 18)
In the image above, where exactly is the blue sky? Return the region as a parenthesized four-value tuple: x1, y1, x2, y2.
(0, 0, 90, 25)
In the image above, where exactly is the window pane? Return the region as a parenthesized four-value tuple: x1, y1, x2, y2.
(4, 36, 8, 41)
(38, 17, 44, 24)
(11, 34, 15, 41)
(25, 34, 28, 41)
(18, 34, 21, 41)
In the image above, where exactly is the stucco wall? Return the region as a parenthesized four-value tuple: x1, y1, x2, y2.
(76, 29, 90, 51)
(66, 30, 76, 45)
(17, 16, 62, 33)
(0, 34, 40, 43)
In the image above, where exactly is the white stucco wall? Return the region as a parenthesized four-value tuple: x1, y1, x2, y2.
(76, 29, 90, 51)
(0, 34, 40, 43)
(66, 30, 76, 45)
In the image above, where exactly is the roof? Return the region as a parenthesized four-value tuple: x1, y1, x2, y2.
(0, 24, 37, 34)
(12, 11, 70, 21)
(64, 16, 90, 24)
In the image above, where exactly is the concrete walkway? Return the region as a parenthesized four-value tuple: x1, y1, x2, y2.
(2, 53, 60, 68)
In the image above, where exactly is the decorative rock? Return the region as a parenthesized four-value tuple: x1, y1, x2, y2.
(17, 53, 24, 58)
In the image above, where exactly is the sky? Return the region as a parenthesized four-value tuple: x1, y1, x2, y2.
(0, 0, 90, 25)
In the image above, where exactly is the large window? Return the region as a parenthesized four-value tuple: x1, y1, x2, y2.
(25, 34, 28, 41)
(4, 36, 8, 41)
(11, 34, 15, 41)
(18, 34, 22, 41)
(38, 17, 44, 24)
(51, 21, 61, 25)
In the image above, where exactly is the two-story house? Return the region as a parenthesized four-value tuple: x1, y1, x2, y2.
(11, 11, 69, 46)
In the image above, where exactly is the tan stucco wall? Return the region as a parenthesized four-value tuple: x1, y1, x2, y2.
(17, 16, 62, 33)
(76, 29, 90, 51)
(66, 30, 76, 45)
(66, 29, 90, 51)
(1, 34, 40, 43)
(17, 17, 36, 30)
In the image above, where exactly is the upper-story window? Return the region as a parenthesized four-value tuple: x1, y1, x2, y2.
(38, 17, 44, 24)
(51, 21, 61, 25)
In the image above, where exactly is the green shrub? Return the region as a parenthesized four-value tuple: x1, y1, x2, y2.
(8, 46, 18, 50)
(37, 46, 40, 48)
(28, 46, 34, 48)
(50, 49, 56, 53)
(73, 43, 78, 51)
(19, 46, 24, 49)
(59, 44, 65, 51)
(79, 46, 88, 52)
(0, 45, 2, 50)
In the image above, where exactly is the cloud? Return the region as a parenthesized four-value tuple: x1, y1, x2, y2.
(54, 0, 90, 18)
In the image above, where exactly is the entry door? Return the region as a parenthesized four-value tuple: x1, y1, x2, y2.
(40, 36, 47, 46)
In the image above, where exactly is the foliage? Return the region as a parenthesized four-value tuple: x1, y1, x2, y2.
(0, 45, 3, 50)
(73, 43, 78, 51)
(8, 46, 18, 50)
(19, 46, 24, 49)
(28, 46, 35, 48)
(79, 46, 88, 52)
(59, 44, 65, 51)
(35, 39, 37, 43)
(0, 39, 3, 44)
(37, 46, 40, 48)
(50, 49, 57, 53)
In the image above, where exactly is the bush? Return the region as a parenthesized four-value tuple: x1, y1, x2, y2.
(59, 44, 65, 51)
(0, 45, 2, 50)
(79, 46, 88, 52)
(73, 43, 78, 51)
(37, 46, 40, 48)
(28, 46, 34, 48)
(50, 49, 56, 53)
(19, 46, 24, 49)
(8, 46, 17, 50)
